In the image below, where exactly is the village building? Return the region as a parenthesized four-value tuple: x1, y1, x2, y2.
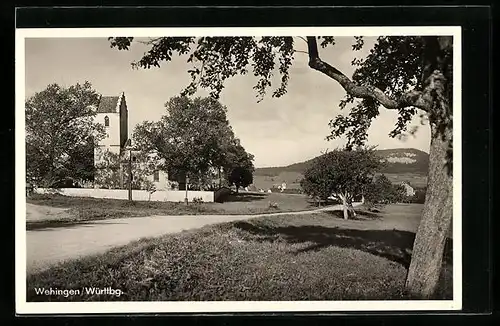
(400, 181, 416, 197)
(91, 92, 171, 190)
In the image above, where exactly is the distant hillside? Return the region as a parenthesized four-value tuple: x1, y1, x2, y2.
(255, 148, 429, 176)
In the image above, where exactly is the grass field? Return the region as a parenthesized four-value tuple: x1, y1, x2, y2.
(26, 204, 452, 301)
(252, 171, 303, 191)
(252, 172, 428, 192)
(26, 192, 326, 230)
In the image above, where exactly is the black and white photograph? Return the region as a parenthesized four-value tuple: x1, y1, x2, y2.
(16, 26, 461, 313)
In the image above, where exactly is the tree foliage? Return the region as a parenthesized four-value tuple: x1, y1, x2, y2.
(328, 36, 445, 148)
(132, 95, 254, 188)
(109, 36, 452, 163)
(110, 36, 298, 102)
(25, 82, 105, 187)
(301, 148, 381, 218)
(224, 143, 255, 192)
(364, 174, 407, 208)
(94, 149, 160, 190)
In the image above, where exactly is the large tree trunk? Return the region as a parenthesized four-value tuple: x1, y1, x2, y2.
(404, 36, 454, 299)
(405, 120, 453, 299)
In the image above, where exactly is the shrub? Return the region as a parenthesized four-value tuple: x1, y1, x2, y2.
(410, 187, 427, 204)
(270, 187, 303, 194)
(214, 187, 232, 203)
(364, 175, 407, 208)
(192, 197, 204, 204)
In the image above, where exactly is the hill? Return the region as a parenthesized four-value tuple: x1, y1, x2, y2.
(255, 148, 429, 176)
(252, 148, 429, 191)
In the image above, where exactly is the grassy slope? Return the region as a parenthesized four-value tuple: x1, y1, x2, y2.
(26, 192, 325, 229)
(253, 148, 429, 190)
(255, 148, 429, 176)
(26, 204, 452, 301)
(253, 172, 428, 191)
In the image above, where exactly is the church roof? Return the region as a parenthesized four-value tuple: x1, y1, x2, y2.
(96, 95, 120, 113)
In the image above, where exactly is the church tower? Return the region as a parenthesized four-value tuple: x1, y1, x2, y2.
(93, 92, 128, 165)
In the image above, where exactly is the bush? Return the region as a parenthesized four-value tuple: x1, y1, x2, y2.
(364, 174, 406, 207)
(410, 187, 427, 204)
(270, 187, 303, 194)
(214, 187, 232, 203)
(192, 197, 204, 204)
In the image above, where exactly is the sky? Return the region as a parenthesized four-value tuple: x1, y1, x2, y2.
(24, 36, 431, 168)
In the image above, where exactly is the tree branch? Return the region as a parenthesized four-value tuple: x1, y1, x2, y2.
(137, 37, 162, 45)
(306, 36, 432, 112)
(297, 36, 308, 44)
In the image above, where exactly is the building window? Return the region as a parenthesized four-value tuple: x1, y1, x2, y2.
(132, 156, 137, 162)
(153, 170, 160, 182)
(104, 116, 109, 127)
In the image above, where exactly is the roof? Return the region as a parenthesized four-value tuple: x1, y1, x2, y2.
(96, 96, 120, 113)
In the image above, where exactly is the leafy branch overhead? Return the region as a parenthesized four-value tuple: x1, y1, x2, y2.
(109, 36, 452, 151)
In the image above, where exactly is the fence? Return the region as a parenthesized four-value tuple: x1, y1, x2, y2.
(34, 188, 215, 203)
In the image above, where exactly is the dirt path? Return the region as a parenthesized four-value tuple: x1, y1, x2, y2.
(25, 203, 72, 221)
(26, 203, 360, 274)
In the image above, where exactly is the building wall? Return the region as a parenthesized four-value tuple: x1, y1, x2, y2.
(148, 170, 170, 191)
(96, 112, 121, 148)
(35, 188, 215, 202)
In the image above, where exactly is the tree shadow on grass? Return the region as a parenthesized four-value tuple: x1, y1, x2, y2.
(223, 193, 268, 203)
(26, 220, 128, 231)
(232, 222, 453, 269)
(323, 210, 382, 220)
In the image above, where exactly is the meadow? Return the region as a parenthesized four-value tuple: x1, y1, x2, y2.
(26, 192, 328, 230)
(252, 172, 428, 192)
(26, 203, 452, 301)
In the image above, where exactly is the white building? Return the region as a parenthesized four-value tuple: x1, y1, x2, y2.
(400, 181, 416, 197)
(92, 92, 170, 190)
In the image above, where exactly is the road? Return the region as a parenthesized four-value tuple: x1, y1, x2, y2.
(26, 203, 359, 274)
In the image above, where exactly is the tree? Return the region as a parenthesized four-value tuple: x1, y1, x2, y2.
(109, 35, 454, 298)
(25, 82, 105, 187)
(222, 141, 255, 192)
(133, 96, 253, 191)
(364, 174, 407, 209)
(301, 148, 381, 219)
(94, 150, 122, 189)
(228, 145, 255, 192)
(94, 149, 160, 190)
(133, 96, 225, 182)
(228, 166, 253, 192)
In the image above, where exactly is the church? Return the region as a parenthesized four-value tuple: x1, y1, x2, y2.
(92, 92, 171, 190)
